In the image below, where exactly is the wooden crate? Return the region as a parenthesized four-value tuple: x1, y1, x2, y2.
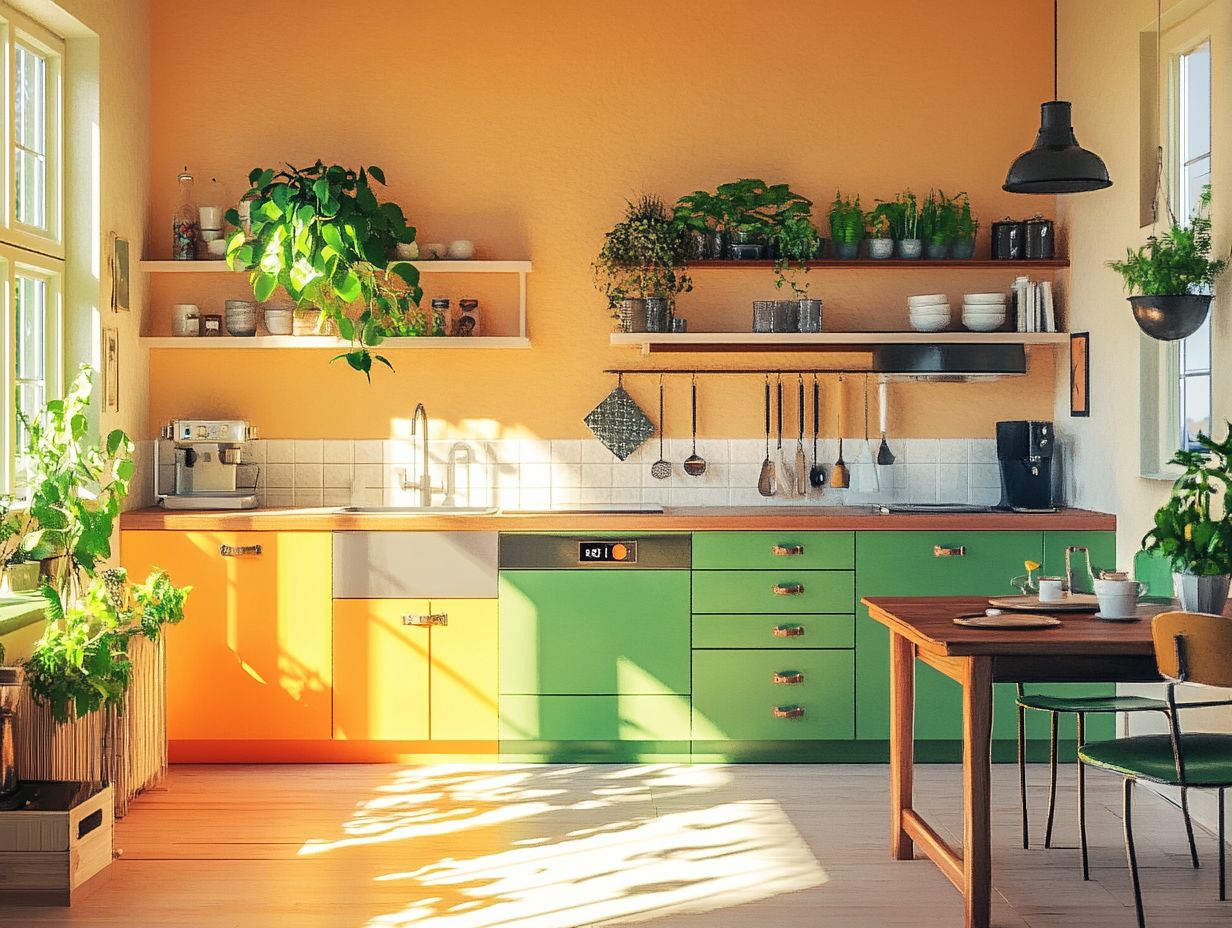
(0, 782, 114, 905)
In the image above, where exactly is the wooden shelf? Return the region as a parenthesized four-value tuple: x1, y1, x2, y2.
(687, 258, 1068, 270)
(142, 336, 531, 349)
(139, 259, 533, 274)
(610, 331, 1068, 355)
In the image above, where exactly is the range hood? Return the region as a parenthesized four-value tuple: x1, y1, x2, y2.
(872, 344, 1027, 379)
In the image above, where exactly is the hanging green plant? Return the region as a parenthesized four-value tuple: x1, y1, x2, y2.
(225, 161, 422, 380)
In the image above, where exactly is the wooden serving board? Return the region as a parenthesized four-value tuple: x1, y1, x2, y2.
(954, 613, 1063, 630)
(988, 593, 1100, 612)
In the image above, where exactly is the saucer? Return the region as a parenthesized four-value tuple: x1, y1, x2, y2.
(1093, 603, 1157, 622)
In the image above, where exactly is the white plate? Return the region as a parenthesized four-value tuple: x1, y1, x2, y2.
(964, 292, 1009, 304)
(989, 593, 1101, 612)
(1093, 603, 1158, 622)
(954, 613, 1063, 629)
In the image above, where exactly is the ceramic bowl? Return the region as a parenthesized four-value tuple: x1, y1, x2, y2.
(200, 229, 224, 243)
(910, 315, 950, 332)
(263, 306, 294, 336)
(447, 239, 475, 260)
(961, 315, 1005, 332)
(908, 303, 952, 317)
(907, 293, 948, 307)
(963, 292, 1009, 305)
(206, 239, 227, 257)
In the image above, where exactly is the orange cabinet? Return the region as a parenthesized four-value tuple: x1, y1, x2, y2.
(121, 531, 333, 742)
(332, 598, 497, 742)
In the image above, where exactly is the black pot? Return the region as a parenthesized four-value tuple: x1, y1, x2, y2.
(1129, 294, 1213, 341)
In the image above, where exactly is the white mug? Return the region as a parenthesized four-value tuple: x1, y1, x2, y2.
(1094, 577, 1148, 618)
(1038, 577, 1066, 602)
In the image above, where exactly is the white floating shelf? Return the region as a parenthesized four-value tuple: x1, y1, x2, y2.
(139, 259, 532, 274)
(142, 336, 531, 349)
(610, 331, 1069, 355)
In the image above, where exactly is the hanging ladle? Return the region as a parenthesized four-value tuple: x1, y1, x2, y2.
(651, 374, 671, 480)
(683, 373, 707, 477)
(809, 374, 826, 488)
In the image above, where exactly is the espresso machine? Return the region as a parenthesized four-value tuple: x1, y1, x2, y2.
(996, 420, 1057, 512)
(155, 419, 259, 510)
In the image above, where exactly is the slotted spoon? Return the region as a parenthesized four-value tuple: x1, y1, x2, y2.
(683, 374, 707, 477)
(651, 375, 671, 480)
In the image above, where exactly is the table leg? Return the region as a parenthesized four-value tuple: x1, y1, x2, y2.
(963, 656, 994, 928)
(889, 630, 916, 860)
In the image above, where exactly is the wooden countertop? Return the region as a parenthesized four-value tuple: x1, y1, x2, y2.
(121, 505, 1116, 533)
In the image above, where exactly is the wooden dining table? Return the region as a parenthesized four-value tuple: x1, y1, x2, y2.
(860, 595, 1219, 928)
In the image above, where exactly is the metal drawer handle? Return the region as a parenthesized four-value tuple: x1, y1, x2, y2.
(773, 705, 805, 719)
(402, 613, 448, 627)
(773, 583, 806, 596)
(772, 671, 804, 685)
(772, 544, 805, 557)
(772, 624, 805, 638)
(219, 544, 262, 557)
(933, 544, 966, 558)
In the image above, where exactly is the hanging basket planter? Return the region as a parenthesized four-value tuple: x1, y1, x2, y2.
(1128, 294, 1212, 341)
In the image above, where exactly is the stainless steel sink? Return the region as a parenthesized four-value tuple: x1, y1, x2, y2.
(335, 506, 500, 515)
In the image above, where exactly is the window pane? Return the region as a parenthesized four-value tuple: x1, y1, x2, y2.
(15, 380, 44, 460)
(1182, 317, 1211, 373)
(1183, 42, 1211, 157)
(15, 275, 46, 380)
(1184, 155, 1211, 220)
(1183, 374, 1211, 445)
(15, 44, 47, 155)
(16, 150, 46, 229)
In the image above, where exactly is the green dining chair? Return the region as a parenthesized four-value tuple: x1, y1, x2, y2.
(1015, 686, 1199, 879)
(1078, 610, 1232, 928)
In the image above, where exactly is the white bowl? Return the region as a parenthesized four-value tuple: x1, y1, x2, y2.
(960, 305, 1007, 315)
(907, 293, 948, 307)
(910, 315, 950, 332)
(199, 229, 224, 243)
(909, 304, 952, 317)
(964, 292, 1008, 305)
(962, 316, 1004, 332)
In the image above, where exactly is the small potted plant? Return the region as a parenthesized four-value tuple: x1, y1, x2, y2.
(951, 193, 978, 259)
(1142, 424, 1232, 613)
(593, 195, 692, 333)
(769, 210, 823, 330)
(865, 205, 894, 259)
(1108, 185, 1227, 341)
(0, 498, 42, 594)
(829, 193, 864, 260)
(920, 190, 957, 260)
(887, 190, 922, 259)
(673, 189, 727, 260)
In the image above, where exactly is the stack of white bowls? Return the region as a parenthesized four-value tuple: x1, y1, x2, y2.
(907, 293, 951, 332)
(961, 292, 1009, 331)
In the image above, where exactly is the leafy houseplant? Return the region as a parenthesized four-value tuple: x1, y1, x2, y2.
(593, 195, 692, 332)
(880, 190, 921, 258)
(225, 161, 422, 379)
(919, 190, 958, 259)
(1141, 424, 1232, 612)
(0, 497, 43, 593)
(952, 193, 978, 259)
(769, 212, 822, 296)
(865, 206, 894, 260)
(829, 193, 864, 260)
(672, 189, 728, 259)
(1108, 185, 1227, 340)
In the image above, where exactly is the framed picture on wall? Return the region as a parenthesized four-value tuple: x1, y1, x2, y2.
(103, 328, 120, 413)
(110, 235, 130, 313)
(1070, 332, 1090, 417)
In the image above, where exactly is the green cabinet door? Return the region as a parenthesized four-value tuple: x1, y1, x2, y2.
(498, 570, 691, 696)
(693, 649, 855, 740)
(693, 570, 855, 614)
(499, 694, 692, 741)
(692, 613, 855, 649)
(693, 532, 856, 570)
(856, 531, 1040, 741)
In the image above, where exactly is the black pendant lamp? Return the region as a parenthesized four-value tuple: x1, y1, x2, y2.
(1004, 0, 1111, 194)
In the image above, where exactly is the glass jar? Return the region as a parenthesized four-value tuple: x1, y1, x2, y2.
(430, 298, 450, 336)
(454, 298, 480, 337)
(172, 167, 199, 260)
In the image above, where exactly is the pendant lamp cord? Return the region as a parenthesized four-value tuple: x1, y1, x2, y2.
(1152, 0, 1174, 227)
(1054, 0, 1059, 100)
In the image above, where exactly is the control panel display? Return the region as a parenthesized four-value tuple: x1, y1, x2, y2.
(578, 541, 637, 564)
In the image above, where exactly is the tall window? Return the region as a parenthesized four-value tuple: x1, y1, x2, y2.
(0, 4, 63, 493)
(1176, 41, 1212, 450)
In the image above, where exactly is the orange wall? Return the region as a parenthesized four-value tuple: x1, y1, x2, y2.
(147, 0, 1057, 440)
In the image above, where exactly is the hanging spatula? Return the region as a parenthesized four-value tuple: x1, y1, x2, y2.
(757, 376, 776, 497)
(775, 375, 797, 497)
(876, 377, 896, 465)
(794, 375, 808, 496)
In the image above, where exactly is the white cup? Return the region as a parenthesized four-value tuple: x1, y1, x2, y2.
(1094, 577, 1148, 618)
(1038, 577, 1066, 602)
(172, 303, 200, 337)
(447, 239, 475, 259)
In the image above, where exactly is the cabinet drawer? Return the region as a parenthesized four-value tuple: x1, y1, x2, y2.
(499, 695, 691, 741)
(693, 532, 855, 570)
(692, 650, 854, 740)
(692, 614, 854, 649)
(693, 570, 854, 614)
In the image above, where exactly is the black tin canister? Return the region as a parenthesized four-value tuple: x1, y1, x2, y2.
(1024, 214, 1055, 259)
(992, 218, 1025, 260)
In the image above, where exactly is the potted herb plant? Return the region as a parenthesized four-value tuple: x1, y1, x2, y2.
(865, 205, 894, 260)
(920, 190, 958, 260)
(226, 161, 422, 380)
(673, 189, 727, 260)
(1108, 185, 1227, 341)
(886, 190, 922, 259)
(829, 193, 864, 260)
(0, 498, 42, 594)
(1142, 424, 1232, 613)
(769, 210, 824, 331)
(951, 193, 978, 259)
(593, 195, 692, 332)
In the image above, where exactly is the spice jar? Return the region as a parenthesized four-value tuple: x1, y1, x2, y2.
(172, 167, 199, 261)
(201, 313, 223, 336)
(430, 298, 451, 336)
(453, 298, 480, 337)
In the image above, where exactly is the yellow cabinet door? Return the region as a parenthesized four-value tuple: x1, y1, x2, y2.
(332, 599, 431, 740)
(430, 599, 498, 741)
(121, 531, 333, 741)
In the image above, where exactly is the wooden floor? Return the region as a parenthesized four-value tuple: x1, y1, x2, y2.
(7, 762, 1229, 927)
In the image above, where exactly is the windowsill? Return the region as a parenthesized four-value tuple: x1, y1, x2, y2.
(1139, 471, 1178, 482)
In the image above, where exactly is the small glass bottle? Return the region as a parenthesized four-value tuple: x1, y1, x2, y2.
(454, 298, 480, 337)
(430, 298, 450, 336)
(172, 167, 199, 261)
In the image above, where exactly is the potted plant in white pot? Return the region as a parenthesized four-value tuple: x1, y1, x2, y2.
(593, 195, 692, 333)
(1142, 424, 1232, 613)
(883, 190, 922, 259)
(1108, 184, 1227, 341)
(865, 205, 894, 259)
(0, 498, 42, 595)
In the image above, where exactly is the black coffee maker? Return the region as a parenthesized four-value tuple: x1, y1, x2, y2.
(996, 420, 1056, 511)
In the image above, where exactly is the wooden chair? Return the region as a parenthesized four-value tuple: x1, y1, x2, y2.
(1078, 611, 1232, 928)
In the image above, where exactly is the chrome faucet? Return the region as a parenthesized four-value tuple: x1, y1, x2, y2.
(409, 403, 431, 507)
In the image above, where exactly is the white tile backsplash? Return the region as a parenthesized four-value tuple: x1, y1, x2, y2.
(238, 437, 1010, 510)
